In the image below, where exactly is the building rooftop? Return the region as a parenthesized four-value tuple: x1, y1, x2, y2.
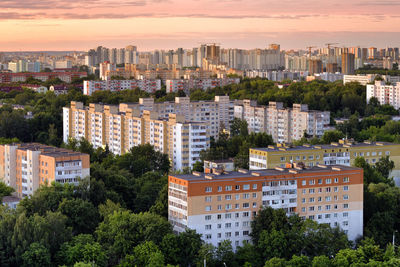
(172, 165, 362, 182)
(251, 141, 398, 152)
(10, 143, 88, 158)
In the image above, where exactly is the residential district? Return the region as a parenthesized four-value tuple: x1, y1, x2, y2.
(1, 43, 400, 265)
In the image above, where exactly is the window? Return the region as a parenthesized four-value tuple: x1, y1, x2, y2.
(343, 185, 349, 191)
(302, 189, 306, 194)
(318, 215, 322, 219)
(325, 205, 331, 210)
(301, 207, 306, 212)
(343, 177, 349, 183)
(302, 180, 306, 186)
(205, 206, 211, 211)
(225, 195, 232, 200)
(343, 221, 349, 226)
(205, 215, 211, 220)
(217, 214, 222, 219)
(334, 187, 338, 192)
(318, 206, 322, 211)
(309, 197, 315, 203)
(326, 178, 332, 184)
(205, 196, 212, 202)
(309, 206, 315, 211)
(206, 234, 212, 239)
(225, 185, 232, 191)
(235, 213, 239, 218)
(235, 232, 240, 237)
(225, 204, 232, 210)
(225, 232, 231, 238)
(318, 179, 322, 184)
(343, 195, 349, 200)
(225, 213, 231, 219)
(217, 224, 221, 229)
(326, 187, 331, 193)
(302, 198, 306, 203)
(334, 204, 338, 209)
(235, 204, 239, 209)
(309, 189, 315, 194)
(280, 157, 285, 162)
(325, 214, 331, 218)
(217, 196, 222, 201)
(253, 184, 257, 189)
(318, 197, 322, 202)
(243, 231, 249, 236)
(205, 225, 212, 230)
(217, 205, 222, 210)
(217, 233, 221, 238)
(205, 187, 212, 193)
(243, 221, 250, 227)
(386, 151, 390, 156)
(243, 212, 249, 217)
(325, 196, 331, 202)
(243, 184, 250, 190)
(252, 193, 257, 198)
(343, 204, 349, 209)
(243, 203, 250, 208)
(309, 179, 315, 185)
(253, 202, 257, 208)
(218, 186, 222, 192)
(243, 193, 250, 199)
(235, 194, 240, 200)
(309, 215, 315, 219)
(225, 223, 231, 228)
(235, 185, 240, 190)
(334, 178, 338, 183)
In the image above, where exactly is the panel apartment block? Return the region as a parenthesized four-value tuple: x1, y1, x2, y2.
(168, 165, 363, 250)
(249, 140, 400, 182)
(0, 143, 90, 198)
(63, 101, 210, 171)
(234, 100, 330, 143)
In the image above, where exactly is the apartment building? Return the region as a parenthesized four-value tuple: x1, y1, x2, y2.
(234, 100, 330, 143)
(249, 140, 400, 180)
(367, 81, 400, 109)
(168, 165, 363, 249)
(120, 96, 236, 139)
(63, 102, 209, 170)
(165, 78, 240, 93)
(0, 143, 90, 198)
(0, 72, 87, 83)
(83, 79, 161, 95)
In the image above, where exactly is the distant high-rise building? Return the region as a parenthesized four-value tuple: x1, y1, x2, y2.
(308, 59, 323, 75)
(326, 63, 338, 73)
(368, 47, 377, 59)
(341, 53, 355, 75)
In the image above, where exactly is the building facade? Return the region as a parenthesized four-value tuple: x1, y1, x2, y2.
(249, 140, 400, 181)
(63, 101, 210, 170)
(168, 165, 363, 249)
(367, 81, 400, 109)
(165, 78, 240, 93)
(0, 143, 90, 198)
(234, 100, 330, 143)
(83, 79, 161, 95)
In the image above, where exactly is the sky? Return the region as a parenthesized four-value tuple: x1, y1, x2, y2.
(0, 0, 400, 51)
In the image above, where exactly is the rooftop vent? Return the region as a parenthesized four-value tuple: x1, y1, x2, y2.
(205, 174, 214, 180)
(252, 172, 261, 176)
(332, 167, 342, 171)
(275, 167, 284, 171)
(192, 171, 202, 176)
(317, 164, 328, 168)
(289, 170, 298, 174)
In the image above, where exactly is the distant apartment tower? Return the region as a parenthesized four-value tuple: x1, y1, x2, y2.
(168, 165, 363, 249)
(308, 59, 323, 75)
(234, 100, 330, 143)
(326, 63, 338, 73)
(367, 81, 400, 109)
(341, 53, 355, 75)
(0, 143, 90, 198)
(63, 102, 210, 170)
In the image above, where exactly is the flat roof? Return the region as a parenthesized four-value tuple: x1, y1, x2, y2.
(10, 143, 88, 158)
(172, 165, 362, 182)
(251, 141, 398, 152)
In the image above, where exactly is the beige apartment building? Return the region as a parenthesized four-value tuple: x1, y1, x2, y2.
(234, 100, 330, 143)
(63, 101, 210, 170)
(0, 143, 90, 198)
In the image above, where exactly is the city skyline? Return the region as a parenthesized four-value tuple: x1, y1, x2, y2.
(1, 0, 400, 51)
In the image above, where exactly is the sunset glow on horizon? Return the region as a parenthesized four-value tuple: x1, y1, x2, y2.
(1, 0, 400, 51)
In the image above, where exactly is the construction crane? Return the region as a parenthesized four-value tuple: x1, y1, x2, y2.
(306, 46, 316, 57)
(325, 43, 339, 50)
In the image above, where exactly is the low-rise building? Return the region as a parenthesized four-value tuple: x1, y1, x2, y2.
(249, 140, 400, 181)
(204, 159, 235, 173)
(166, 78, 240, 93)
(0, 143, 90, 198)
(168, 165, 363, 249)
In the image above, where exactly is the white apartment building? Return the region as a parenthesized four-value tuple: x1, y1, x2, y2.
(166, 78, 240, 93)
(367, 81, 400, 109)
(234, 101, 330, 143)
(63, 102, 210, 170)
(83, 79, 161, 95)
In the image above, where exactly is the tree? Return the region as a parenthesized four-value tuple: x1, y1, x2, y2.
(231, 118, 249, 137)
(0, 181, 14, 200)
(21, 242, 51, 267)
(321, 130, 345, 144)
(375, 156, 395, 179)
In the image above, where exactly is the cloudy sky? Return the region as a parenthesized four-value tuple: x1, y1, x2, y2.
(0, 0, 400, 51)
